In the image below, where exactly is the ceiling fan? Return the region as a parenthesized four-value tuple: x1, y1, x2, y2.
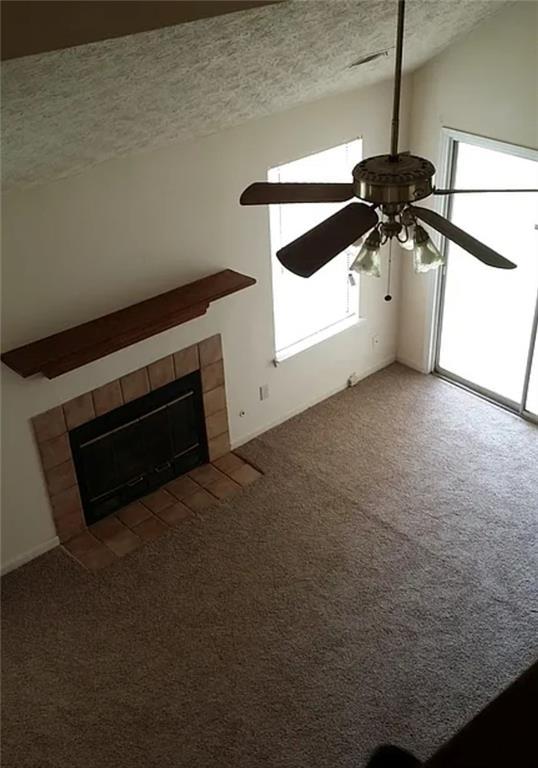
(239, 0, 537, 285)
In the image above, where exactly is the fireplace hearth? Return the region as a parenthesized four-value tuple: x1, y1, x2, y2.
(69, 371, 208, 525)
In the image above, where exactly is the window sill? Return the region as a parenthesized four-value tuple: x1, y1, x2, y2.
(274, 314, 362, 364)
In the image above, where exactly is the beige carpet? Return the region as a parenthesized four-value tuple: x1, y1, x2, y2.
(2, 364, 537, 767)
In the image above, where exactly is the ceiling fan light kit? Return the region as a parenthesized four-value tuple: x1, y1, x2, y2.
(240, 0, 537, 289)
(411, 225, 446, 273)
(350, 229, 382, 278)
(398, 217, 416, 251)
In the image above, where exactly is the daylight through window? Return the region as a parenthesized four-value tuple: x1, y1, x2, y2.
(268, 139, 362, 361)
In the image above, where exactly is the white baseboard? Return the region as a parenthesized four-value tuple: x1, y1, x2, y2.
(1, 536, 59, 576)
(232, 354, 396, 449)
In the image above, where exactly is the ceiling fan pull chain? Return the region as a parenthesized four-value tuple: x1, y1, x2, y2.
(385, 239, 393, 302)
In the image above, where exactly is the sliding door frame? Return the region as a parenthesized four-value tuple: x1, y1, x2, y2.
(433, 128, 538, 424)
(520, 291, 538, 423)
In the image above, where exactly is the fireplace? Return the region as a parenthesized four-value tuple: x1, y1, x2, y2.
(69, 371, 208, 525)
(32, 335, 232, 542)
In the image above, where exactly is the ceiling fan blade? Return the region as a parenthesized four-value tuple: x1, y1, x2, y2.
(276, 203, 378, 278)
(433, 188, 538, 195)
(409, 205, 516, 269)
(240, 182, 355, 205)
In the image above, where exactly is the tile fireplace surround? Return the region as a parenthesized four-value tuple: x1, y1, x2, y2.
(32, 334, 241, 546)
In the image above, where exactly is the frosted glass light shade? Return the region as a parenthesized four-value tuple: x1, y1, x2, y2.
(400, 225, 415, 251)
(350, 231, 381, 277)
(412, 226, 445, 273)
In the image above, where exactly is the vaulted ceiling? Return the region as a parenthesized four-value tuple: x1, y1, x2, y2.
(2, 0, 506, 190)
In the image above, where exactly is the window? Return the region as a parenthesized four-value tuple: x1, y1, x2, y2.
(268, 140, 362, 361)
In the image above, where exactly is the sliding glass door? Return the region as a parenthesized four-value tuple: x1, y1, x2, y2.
(435, 131, 538, 421)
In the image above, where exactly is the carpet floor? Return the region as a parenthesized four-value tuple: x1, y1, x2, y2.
(2, 364, 537, 767)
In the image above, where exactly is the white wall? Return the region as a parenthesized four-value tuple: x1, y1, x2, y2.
(1, 78, 410, 570)
(397, 1, 538, 372)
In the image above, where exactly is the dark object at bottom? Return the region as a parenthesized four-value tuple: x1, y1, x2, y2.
(424, 659, 538, 767)
(364, 659, 538, 767)
(366, 745, 421, 767)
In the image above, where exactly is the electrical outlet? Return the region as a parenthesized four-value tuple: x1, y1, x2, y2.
(372, 334, 380, 350)
(259, 384, 269, 401)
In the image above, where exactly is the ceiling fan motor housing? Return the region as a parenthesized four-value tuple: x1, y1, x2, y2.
(352, 154, 435, 206)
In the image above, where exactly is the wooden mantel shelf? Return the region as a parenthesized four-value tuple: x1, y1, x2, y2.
(1, 269, 256, 379)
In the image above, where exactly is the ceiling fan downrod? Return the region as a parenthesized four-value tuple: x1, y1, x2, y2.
(390, 0, 405, 160)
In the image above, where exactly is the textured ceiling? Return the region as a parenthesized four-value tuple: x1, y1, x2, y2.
(2, 0, 506, 190)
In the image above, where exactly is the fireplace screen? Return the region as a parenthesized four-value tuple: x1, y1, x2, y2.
(69, 371, 208, 525)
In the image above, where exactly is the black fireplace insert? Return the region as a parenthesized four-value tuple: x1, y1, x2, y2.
(69, 370, 208, 525)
